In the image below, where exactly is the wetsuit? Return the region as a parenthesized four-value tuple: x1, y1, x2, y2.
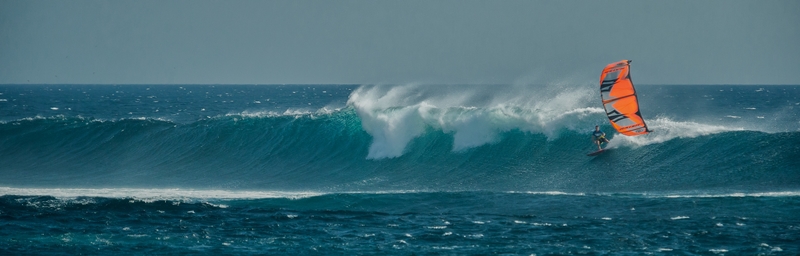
(593, 130, 609, 144)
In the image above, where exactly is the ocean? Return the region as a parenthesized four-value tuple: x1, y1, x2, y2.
(1, 83, 798, 254)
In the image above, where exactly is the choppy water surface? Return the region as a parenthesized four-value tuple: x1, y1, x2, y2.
(1, 84, 798, 254)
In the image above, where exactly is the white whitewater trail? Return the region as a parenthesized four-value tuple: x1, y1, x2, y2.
(606, 117, 745, 148)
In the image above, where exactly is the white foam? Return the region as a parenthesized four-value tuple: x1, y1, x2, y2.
(6, 187, 794, 201)
(512, 191, 587, 196)
(426, 226, 448, 229)
(606, 117, 743, 148)
(464, 234, 484, 239)
(224, 110, 293, 118)
(224, 107, 342, 119)
(0, 187, 323, 200)
(709, 249, 728, 254)
(660, 191, 800, 198)
(348, 82, 598, 159)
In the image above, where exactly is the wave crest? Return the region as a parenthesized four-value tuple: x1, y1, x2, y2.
(348, 83, 600, 158)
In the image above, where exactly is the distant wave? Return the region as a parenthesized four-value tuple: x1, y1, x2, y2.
(0, 187, 323, 201)
(0, 187, 564, 202)
(3, 187, 799, 202)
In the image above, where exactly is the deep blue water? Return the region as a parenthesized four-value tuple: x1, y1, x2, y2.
(1, 84, 799, 254)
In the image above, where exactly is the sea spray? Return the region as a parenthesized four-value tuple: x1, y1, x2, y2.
(347, 82, 601, 158)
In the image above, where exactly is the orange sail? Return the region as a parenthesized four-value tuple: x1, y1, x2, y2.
(599, 60, 650, 136)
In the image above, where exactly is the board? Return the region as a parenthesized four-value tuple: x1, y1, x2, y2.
(586, 149, 605, 156)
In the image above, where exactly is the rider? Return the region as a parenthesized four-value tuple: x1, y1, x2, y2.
(592, 125, 609, 150)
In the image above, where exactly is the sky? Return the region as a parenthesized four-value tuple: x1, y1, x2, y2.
(1, 0, 798, 85)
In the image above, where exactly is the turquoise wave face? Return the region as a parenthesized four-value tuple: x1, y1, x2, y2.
(1, 109, 798, 192)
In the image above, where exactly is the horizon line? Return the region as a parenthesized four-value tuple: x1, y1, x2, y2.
(1, 83, 798, 86)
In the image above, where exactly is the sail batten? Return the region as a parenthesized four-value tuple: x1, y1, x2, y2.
(599, 60, 650, 136)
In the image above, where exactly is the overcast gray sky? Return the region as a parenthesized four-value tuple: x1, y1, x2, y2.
(1, 0, 798, 85)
